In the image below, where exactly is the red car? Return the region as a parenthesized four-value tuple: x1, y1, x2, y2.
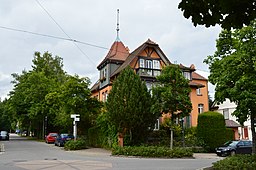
(45, 133, 58, 144)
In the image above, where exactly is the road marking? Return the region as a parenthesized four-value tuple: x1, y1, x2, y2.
(15, 160, 112, 170)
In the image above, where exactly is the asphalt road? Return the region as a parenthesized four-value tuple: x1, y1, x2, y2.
(0, 134, 222, 170)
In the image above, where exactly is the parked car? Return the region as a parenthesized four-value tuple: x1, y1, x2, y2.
(0, 131, 9, 141)
(215, 140, 252, 157)
(54, 133, 74, 147)
(45, 133, 58, 144)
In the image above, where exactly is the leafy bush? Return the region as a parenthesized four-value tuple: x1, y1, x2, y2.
(64, 139, 87, 150)
(213, 154, 256, 170)
(197, 111, 226, 152)
(112, 146, 193, 158)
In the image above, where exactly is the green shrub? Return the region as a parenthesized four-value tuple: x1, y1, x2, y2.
(213, 154, 256, 170)
(197, 111, 226, 152)
(112, 146, 193, 158)
(64, 139, 87, 150)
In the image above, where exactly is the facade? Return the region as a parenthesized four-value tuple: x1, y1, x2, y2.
(213, 99, 252, 140)
(91, 37, 209, 127)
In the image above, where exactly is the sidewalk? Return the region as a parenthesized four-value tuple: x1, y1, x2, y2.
(193, 153, 224, 160)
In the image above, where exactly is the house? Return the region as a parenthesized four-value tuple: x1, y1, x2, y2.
(91, 35, 209, 127)
(213, 99, 252, 140)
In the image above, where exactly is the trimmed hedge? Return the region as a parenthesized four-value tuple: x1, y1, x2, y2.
(197, 111, 227, 152)
(213, 154, 256, 170)
(64, 139, 87, 150)
(112, 146, 193, 158)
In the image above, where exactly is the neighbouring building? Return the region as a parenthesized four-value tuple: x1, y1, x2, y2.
(91, 31, 209, 127)
(213, 99, 252, 140)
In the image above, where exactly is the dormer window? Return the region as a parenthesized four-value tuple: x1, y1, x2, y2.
(183, 71, 191, 80)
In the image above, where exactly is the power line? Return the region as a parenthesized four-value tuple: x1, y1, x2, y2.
(35, 0, 96, 66)
(0, 25, 108, 50)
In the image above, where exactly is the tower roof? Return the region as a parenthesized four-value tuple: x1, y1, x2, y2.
(97, 40, 129, 69)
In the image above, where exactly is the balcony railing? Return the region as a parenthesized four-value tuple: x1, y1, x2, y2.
(136, 68, 161, 77)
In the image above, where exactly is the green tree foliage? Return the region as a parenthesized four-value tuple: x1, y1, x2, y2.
(0, 99, 12, 131)
(152, 65, 192, 121)
(204, 20, 256, 153)
(197, 111, 227, 152)
(7, 51, 101, 138)
(106, 67, 155, 145)
(46, 75, 102, 133)
(178, 0, 256, 29)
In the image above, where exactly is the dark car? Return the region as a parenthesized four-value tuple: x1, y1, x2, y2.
(54, 133, 74, 147)
(215, 140, 252, 157)
(0, 131, 9, 141)
(45, 133, 58, 144)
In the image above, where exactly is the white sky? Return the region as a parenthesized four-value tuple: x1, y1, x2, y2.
(0, 0, 220, 100)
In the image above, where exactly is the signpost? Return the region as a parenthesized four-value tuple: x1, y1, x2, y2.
(70, 114, 80, 140)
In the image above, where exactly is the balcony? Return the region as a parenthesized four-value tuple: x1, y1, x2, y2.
(136, 68, 161, 77)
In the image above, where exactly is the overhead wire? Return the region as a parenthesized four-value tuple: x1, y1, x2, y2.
(35, 0, 96, 66)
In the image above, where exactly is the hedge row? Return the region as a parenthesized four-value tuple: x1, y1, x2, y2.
(112, 146, 193, 158)
(213, 154, 256, 170)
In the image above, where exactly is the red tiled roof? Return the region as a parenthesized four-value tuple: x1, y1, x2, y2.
(97, 40, 129, 69)
(192, 72, 207, 80)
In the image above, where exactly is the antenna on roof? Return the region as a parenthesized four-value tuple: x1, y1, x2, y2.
(116, 9, 120, 42)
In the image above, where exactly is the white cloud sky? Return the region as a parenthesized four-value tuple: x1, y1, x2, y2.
(0, 0, 221, 99)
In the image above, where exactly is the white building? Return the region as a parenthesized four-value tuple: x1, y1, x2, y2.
(214, 99, 252, 140)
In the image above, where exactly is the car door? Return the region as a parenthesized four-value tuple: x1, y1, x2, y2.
(235, 141, 245, 154)
(243, 141, 252, 154)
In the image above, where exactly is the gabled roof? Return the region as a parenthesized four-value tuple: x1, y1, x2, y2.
(111, 39, 171, 77)
(97, 40, 129, 70)
(192, 72, 207, 80)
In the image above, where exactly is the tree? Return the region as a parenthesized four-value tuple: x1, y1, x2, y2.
(204, 20, 256, 153)
(46, 75, 102, 133)
(9, 51, 66, 138)
(178, 0, 256, 29)
(152, 65, 192, 121)
(106, 67, 155, 146)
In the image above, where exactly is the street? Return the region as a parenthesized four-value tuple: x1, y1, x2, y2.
(0, 134, 222, 170)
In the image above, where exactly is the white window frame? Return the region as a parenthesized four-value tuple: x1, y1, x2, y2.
(196, 88, 201, 95)
(153, 60, 160, 69)
(146, 60, 152, 75)
(198, 104, 204, 114)
(140, 59, 145, 68)
(183, 72, 191, 80)
(223, 108, 229, 120)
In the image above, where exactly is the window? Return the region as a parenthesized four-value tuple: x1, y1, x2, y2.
(104, 68, 107, 78)
(198, 104, 204, 114)
(153, 60, 160, 69)
(105, 91, 108, 101)
(139, 59, 145, 68)
(183, 72, 191, 80)
(146, 60, 152, 75)
(196, 88, 201, 95)
(223, 109, 229, 119)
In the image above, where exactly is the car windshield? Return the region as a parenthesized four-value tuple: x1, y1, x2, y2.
(223, 141, 239, 147)
(1, 131, 7, 135)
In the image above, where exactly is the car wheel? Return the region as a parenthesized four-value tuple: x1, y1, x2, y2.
(230, 150, 235, 156)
